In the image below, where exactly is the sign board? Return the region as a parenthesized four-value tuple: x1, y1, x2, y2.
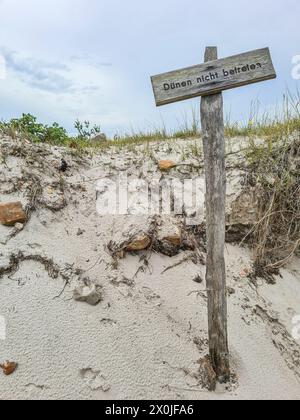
(150, 46, 276, 382)
(151, 48, 276, 106)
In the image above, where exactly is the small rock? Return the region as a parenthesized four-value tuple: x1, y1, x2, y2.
(0, 202, 27, 226)
(77, 228, 85, 236)
(164, 234, 181, 247)
(227, 189, 259, 231)
(0, 361, 18, 376)
(158, 223, 182, 244)
(41, 184, 66, 211)
(91, 134, 107, 143)
(158, 160, 177, 171)
(227, 287, 236, 296)
(59, 159, 68, 172)
(73, 278, 103, 306)
(193, 275, 203, 284)
(125, 235, 151, 252)
(14, 223, 24, 232)
(156, 222, 182, 256)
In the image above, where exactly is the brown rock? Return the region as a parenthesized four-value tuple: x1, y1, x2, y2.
(157, 223, 182, 256)
(0, 202, 26, 226)
(164, 234, 182, 247)
(125, 235, 151, 252)
(91, 133, 107, 143)
(0, 361, 18, 376)
(158, 160, 177, 171)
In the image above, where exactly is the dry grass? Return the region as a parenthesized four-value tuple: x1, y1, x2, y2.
(244, 135, 300, 279)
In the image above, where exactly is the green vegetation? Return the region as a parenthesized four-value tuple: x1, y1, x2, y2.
(0, 107, 202, 149)
(0, 114, 104, 147)
(74, 119, 102, 140)
(225, 92, 300, 140)
(1, 92, 300, 149)
(0, 113, 69, 145)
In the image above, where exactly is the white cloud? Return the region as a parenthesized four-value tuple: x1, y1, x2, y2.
(2, 48, 72, 92)
(0, 47, 135, 133)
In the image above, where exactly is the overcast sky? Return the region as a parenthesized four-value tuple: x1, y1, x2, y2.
(0, 0, 299, 135)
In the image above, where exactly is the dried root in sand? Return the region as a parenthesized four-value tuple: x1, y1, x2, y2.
(107, 218, 207, 269)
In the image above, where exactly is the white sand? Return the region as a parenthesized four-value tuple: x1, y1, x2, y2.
(0, 136, 299, 400)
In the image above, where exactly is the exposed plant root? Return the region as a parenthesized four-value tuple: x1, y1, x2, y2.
(244, 137, 300, 279)
(0, 251, 80, 282)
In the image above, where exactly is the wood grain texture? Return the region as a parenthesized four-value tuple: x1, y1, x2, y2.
(201, 47, 230, 382)
(152, 48, 276, 106)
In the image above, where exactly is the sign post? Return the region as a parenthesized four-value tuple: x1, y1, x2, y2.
(201, 47, 229, 382)
(151, 47, 276, 382)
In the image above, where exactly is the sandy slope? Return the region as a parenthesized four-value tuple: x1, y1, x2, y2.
(0, 136, 299, 400)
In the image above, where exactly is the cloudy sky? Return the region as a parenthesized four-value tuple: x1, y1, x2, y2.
(0, 0, 299, 135)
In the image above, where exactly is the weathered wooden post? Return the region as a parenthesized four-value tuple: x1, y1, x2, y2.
(201, 47, 229, 381)
(151, 47, 276, 383)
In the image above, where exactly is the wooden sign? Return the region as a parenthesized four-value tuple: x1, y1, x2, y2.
(151, 48, 276, 106)
(150, 46, 276, 386)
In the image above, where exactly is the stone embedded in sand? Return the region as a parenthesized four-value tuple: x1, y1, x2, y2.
(227, 189, 259, 227)
(40, 183, 66, 211)
(157, 223, 182, 256)
(125, 235, 151, 252)
(164, 233, 182, 247)
(0, 202, 26, 226)
(226, 188, 261, 242)
(193, 275, 203, 284)
(227, 287, 236, 296)
(158, 223, 182, 245)
(91, 133, 107, 143)
(14, 223, 24, 231)
(0, 361, 18, 376)
(73, 279, 103, 306)
(158, 160, 177, 171)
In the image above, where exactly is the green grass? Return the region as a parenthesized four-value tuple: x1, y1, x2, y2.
(225, 91, 300, 139)
(1, 91, 300, 152)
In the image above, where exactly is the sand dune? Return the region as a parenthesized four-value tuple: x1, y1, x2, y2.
(0, 135, 299, 400)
